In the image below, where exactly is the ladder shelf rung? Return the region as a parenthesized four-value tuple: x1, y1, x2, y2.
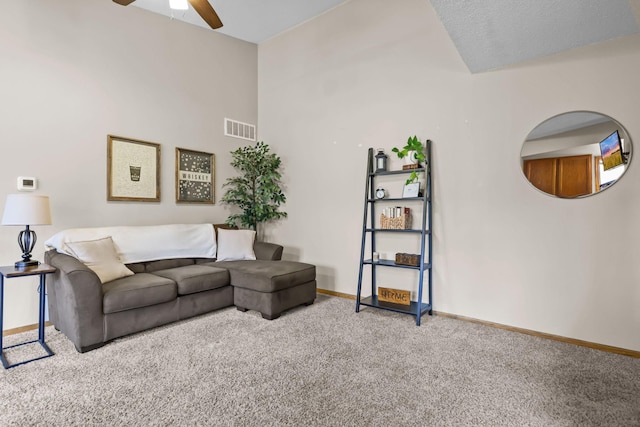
(367, 197, 429, 202)
(365, 228, 430, 234)
(370, 168, 425, 177)
(359, 296, 432, 317)
(363, 259, 431, 270)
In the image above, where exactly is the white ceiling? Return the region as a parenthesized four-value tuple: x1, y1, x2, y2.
(526, 112, 611, 140)
(129, 0, 640, 73)
(130, 0, 349, 44)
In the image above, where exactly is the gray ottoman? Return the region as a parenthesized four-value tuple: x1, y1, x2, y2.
(212, 260, 316, 320)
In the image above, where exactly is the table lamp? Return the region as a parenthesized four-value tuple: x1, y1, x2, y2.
(1, 194, 52, 268)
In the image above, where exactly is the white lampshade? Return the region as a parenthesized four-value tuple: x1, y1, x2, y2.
(1, 194, 52, 226)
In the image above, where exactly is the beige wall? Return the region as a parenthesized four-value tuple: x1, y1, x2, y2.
(258, 0, 640, 351)
(0, 0, 257, 329)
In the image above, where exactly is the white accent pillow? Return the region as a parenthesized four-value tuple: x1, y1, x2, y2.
(216, 229, 256, 261)
(66, 237, 135, 284)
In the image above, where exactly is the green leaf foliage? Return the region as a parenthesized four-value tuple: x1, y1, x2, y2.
(221, 141, 287, 234)
(392, 135, 426, 184)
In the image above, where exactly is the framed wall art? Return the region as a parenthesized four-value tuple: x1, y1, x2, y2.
(107, 135, 161, 202)
(176, 147, 215, 204)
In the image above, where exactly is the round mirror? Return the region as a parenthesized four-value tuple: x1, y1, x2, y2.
(521, 111, 632, 198)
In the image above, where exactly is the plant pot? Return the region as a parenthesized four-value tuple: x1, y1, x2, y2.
(404, 150, 419, 165)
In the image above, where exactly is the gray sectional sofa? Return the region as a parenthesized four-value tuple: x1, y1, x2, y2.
(44, 225, 316, 353)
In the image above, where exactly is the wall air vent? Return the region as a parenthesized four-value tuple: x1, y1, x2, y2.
(224, 118, 256, 141)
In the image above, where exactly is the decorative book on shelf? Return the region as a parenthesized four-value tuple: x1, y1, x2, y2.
(380, 207, 412, 230)
(402, 164, 420, 170)
(395, 253, 420, 266)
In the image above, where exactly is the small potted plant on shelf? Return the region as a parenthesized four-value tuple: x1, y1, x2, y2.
(392, 135, 425, 185)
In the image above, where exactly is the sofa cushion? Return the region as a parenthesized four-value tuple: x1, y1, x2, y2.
(103, 273, 177, 314)
(215, 229, 256, 261)
(144, 258, 195, 273)
(211, 260, 316, 293)
(152, 265, 230, 295)
(65, 237, 134, 284)
(125, 262, 146, 274)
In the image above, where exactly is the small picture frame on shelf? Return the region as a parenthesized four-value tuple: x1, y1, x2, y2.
(402, 182, 420, 198)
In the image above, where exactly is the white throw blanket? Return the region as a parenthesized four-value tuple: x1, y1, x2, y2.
(44, 224, 216, 263)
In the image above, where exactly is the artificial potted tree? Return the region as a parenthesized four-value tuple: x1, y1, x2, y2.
(221, 141, 287, 236)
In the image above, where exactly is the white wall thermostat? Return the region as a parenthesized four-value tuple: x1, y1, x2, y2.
(17, 176, 37, 191)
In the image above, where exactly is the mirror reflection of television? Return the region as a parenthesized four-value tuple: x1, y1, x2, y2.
(599, 130, 624, 171)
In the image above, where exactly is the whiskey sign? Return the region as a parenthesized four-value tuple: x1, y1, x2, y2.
(378, 287, 411, 306)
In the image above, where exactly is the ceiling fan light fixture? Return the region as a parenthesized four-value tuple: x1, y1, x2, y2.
(169, 0, 188, 10)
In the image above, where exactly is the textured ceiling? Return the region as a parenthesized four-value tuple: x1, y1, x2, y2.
(429, 0, 640, 73)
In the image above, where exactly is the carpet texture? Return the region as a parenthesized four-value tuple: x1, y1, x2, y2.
(1, 294, 639, 426)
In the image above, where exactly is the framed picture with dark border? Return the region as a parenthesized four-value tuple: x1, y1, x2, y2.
(176, 147, 215, 203)
(107, 135, 161, 202)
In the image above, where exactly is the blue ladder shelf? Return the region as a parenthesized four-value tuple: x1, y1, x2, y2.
(355, 142, 433, 325)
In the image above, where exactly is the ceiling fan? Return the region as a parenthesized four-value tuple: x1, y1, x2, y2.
(113, 0, 223, 30)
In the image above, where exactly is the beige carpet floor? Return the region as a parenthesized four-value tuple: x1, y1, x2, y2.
(1, 294, 639, 426)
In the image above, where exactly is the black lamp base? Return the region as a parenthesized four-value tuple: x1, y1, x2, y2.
(15, 260, 40, 269)
(15, 225, 40, 269)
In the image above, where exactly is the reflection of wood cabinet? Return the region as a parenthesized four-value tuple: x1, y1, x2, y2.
(523, 158, 557, 195)
(523, 154, 592, 198)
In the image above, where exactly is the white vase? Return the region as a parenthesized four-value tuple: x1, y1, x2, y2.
(404, 150, 419, 165)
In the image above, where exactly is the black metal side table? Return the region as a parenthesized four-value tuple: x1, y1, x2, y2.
(0, 264, 56, 369)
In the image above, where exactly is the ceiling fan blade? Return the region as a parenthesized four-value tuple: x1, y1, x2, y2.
(188, 0, 223, 29)
(113, 0, 136, 5)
